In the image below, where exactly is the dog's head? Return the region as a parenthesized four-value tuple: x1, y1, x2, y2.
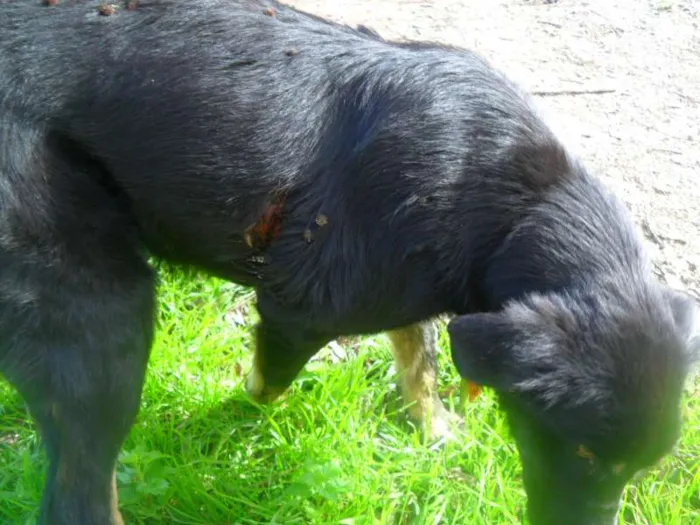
(448, 284, 698, 525)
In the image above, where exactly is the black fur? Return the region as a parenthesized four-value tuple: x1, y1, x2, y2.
(0, 1, 697, 524)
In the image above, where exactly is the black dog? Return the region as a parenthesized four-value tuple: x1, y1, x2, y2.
(0, 1, 697, 524)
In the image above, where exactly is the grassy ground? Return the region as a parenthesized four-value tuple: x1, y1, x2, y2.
(0, 267, 698, 524)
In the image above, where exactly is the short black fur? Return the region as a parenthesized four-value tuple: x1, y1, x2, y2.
(0, 1, 697, 524)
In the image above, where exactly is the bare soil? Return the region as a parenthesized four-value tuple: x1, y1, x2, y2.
(286, 0, 700, 299)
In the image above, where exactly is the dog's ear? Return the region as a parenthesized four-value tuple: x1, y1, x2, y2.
(447, 297, 580, 396)
(447, 312, 526, 390)
(664, 287, 700, 361)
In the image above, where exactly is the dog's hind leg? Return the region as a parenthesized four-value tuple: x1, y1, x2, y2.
(0, 238, 155, 525)
(387, 322, 459, 440)
(0, 124, 156, 524)
(3, 265, 155, 525)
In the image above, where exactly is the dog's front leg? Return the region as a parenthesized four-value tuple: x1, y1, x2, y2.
(387, 322, 462, 441)
(245, 297, 330, 404)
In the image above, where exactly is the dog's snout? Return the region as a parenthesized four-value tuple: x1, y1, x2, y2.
(529, 499, 621, 525)
(583, 500, 621, 524)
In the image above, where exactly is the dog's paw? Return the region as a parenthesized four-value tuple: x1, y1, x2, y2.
(423, 402, 464, 443)
(245, 369, 285, 404)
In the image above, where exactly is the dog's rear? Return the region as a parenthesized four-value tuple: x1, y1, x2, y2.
(0, 2, 697, 525)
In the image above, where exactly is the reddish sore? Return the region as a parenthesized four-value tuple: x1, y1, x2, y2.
(244, 194, 287, 250)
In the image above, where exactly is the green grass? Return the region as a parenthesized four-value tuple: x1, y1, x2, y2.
(0, 267, 698, 524)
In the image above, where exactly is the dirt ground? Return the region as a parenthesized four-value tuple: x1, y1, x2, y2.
(286, 0, 700, 300)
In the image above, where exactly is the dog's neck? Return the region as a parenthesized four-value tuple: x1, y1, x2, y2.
(444, 165, 650, 317)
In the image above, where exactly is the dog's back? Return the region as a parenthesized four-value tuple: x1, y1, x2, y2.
(1, 0, 553, 310)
